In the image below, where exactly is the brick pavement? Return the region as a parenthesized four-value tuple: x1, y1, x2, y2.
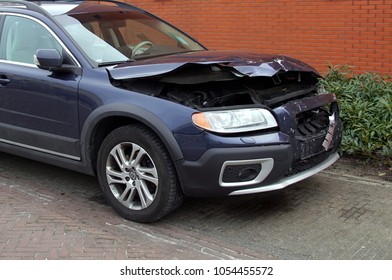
(2, 152, 392, 260)
(0, 155, 268, 260)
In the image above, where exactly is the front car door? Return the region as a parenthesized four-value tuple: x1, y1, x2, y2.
(0, 14, 81, 160)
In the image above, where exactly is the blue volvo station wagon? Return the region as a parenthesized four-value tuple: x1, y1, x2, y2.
(0, 0, 342, 222)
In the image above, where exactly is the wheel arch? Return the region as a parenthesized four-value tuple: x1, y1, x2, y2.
(80, 104, 184, 174)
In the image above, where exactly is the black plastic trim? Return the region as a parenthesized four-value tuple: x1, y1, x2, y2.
(175, 144, 293, 197)
(80, 103, 185, 172)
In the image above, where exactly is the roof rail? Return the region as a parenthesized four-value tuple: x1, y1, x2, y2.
(0, 0, 47, 15)
(0, 0, 145, 13)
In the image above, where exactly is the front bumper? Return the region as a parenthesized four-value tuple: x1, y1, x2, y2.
(174, 93, 342, 197)
(175, 143, 339, 197)
(229, 152, 339, 195)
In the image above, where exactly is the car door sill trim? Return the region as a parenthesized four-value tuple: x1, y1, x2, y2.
(0, 138, 81, 161)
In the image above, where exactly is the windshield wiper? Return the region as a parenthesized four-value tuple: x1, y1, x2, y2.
(132, 50, 203, 61)
(98, 59, 135, 67)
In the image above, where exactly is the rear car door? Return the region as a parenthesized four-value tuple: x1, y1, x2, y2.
(0, 14, 81, 160)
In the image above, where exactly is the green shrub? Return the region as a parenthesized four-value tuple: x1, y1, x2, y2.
(318, 65, 392, 166)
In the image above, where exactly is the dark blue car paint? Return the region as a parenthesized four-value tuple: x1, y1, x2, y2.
(0, 1, 342, 201)
(0, 59, 81, 157)
(108, 50, 319, 80)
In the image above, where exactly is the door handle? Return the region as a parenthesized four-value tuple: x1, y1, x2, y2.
(0, 75, 10, 86)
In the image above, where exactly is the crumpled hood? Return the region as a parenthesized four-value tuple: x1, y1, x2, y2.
(107, 50, 320, 80)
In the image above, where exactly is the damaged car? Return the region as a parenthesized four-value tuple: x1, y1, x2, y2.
(0, 0, 342, 222)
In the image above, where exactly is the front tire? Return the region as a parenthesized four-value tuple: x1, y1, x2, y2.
(97, 124, 183, 223)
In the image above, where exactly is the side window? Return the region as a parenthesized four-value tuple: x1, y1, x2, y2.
(0, 15, 62, 64)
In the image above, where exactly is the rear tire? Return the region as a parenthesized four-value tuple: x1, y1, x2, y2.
(97, 124, 183, 223)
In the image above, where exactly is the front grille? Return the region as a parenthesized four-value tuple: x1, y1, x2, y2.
(287, 104, 341, 177)
(296, 109, 329, 138)
(295, 107, 330, 159)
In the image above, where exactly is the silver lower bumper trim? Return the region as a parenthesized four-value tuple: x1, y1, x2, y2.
(229, 152, 340, 195)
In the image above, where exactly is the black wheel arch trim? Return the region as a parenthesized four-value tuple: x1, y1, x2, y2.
(80, 103, 184, 173)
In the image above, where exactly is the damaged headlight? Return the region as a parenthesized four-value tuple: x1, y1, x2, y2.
(192, 108, 278, 133)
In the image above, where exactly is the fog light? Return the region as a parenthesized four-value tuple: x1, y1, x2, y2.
(238, 167, 259, 181)
(222, 164, 261, 183)
(219, 158, 274, 187)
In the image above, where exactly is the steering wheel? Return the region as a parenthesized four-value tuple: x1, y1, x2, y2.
(132, 40, 154, 57)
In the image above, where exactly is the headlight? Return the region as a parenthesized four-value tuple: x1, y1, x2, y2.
(192, 108, 278, 133)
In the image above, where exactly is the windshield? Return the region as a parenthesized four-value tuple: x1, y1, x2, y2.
(54, 3, 205, 65)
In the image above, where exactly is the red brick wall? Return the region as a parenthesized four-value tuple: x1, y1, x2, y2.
(127, 0, 392, 76)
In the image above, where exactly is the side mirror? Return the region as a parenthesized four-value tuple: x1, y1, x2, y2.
(35, 49, 63, 70)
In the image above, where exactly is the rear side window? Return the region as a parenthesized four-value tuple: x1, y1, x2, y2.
(0, 15, 62, 64)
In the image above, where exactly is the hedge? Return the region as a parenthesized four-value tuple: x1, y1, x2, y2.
(318, 65, 392, 166)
